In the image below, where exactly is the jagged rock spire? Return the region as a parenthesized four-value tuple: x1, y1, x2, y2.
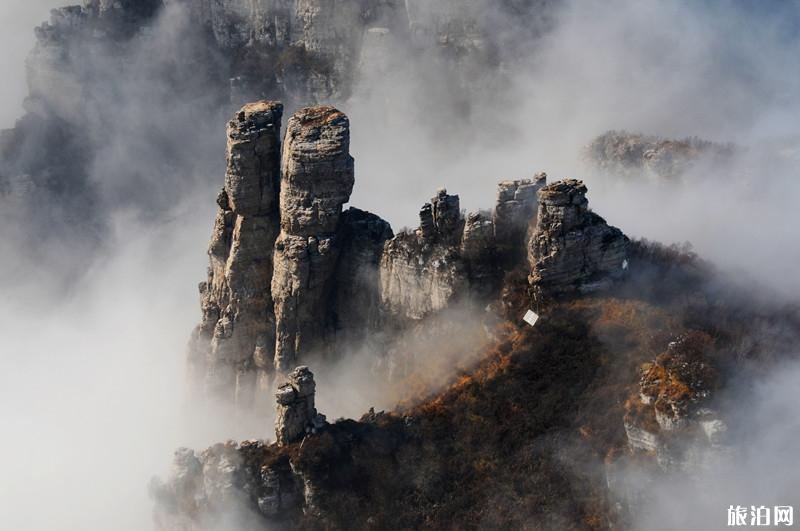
(272, 106, 355, 373)
(275, 366, 326, 446)
(528, 179, 629, 302)
(191, 101, 283, 407)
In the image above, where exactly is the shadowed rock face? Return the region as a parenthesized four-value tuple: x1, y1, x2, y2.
(332, 207, 394, 346)
(493, 174, 547, 266)
(83, 0, 163, 21)
(528, 179, 629, 302)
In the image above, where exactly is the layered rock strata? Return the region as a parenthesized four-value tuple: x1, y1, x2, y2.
(272, 106, 355, 371)
(380, 189, 468, 321)
(528, 179, 629, 302)
(191, 101, 284, 406)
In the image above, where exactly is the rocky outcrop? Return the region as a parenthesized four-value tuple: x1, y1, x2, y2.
(275, 366, 326, 446)
(83, 0, 162, 23)
(380, 232, 469, 321)
(151, 440, 304, 530)
(272, 106, 355, 372)
(585, 131, 735, 180)
(528, 179, 629, 302)
(460, 211, 498, 296)
(380, 189, 469, 321)
(623, 331, 729, 472)
(191, 103, 377, 401)
(187, 101, 558, 403)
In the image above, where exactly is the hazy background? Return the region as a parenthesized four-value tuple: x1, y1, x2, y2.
(0, 0, 64, 127)
(1, 1, 799, 530)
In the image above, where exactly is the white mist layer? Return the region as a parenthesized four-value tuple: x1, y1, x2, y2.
(0, 197, 227, 531)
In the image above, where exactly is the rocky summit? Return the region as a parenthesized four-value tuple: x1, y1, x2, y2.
(528, 179, 629, 304)
(188, 101, 622, 407)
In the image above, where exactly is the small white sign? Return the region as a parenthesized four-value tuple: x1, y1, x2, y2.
(523, 309, 539, 327)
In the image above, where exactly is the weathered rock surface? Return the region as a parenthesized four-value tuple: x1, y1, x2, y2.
(192, 103, 380, 400)
(275, 366, 326, 446)
(151, 439, 304, 530)
(528, 179, 629, 302)
(272, 106, 355, 372)
(380, 189, 469, 321)
(380, 232, 469, 321)
(191, 101, 284, 405)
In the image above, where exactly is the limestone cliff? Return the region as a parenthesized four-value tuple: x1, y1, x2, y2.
(3, 0, 559, 296)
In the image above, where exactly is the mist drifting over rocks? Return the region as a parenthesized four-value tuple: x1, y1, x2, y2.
(1, 1, 800, 530)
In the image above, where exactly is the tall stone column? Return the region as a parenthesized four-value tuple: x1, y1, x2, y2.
(274, 366, 325, 446)
(272, 106, 355, 372)
(191, 101, 283, 407)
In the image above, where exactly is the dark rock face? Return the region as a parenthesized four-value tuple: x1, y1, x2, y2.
(493, 174, 546, 265)
(528, 179, 629, 302)
(332, 207, 394, 346)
